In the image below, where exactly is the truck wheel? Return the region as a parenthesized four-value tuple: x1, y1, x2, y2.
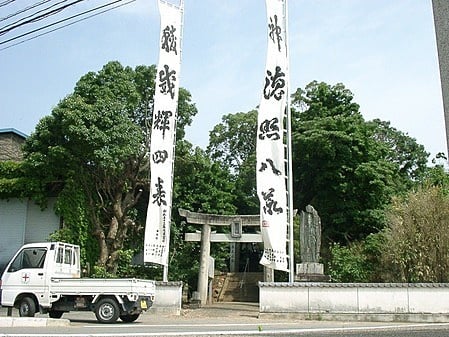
(18, 297, 36, 317)
(49, 310, 64, 319)
(119, 314, 140, 322)
(95, 298, 120, 323)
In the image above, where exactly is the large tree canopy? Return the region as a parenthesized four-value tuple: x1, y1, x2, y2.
(208, 110, 257, 171)
(291, 81, 429, 243)
(23, 61, 198, 274)
(207, 81, 430, 245)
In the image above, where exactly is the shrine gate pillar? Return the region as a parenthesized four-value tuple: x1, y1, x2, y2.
(197, 223, 211, 305)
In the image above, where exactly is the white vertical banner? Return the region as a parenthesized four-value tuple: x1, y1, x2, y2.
(144, 0, 183, 266)
(257, 0, 289, 271)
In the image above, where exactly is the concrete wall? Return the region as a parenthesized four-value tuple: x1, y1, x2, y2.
(150, 281, 183, 315)
(259, 282, 449, 321)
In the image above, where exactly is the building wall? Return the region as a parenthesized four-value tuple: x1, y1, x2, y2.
(0, 199, 27, 271)
(0, 132, 26, 161)
(0, 129, 61, 272)
(0, 198, 60, 272)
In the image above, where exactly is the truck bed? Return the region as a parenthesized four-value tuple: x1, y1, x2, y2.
(50, 278, 156, 296)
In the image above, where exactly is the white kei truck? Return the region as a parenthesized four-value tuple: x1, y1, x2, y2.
(0, 242, 156, 323)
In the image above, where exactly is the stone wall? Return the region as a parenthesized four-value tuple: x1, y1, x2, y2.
(0, 132, 25, 162)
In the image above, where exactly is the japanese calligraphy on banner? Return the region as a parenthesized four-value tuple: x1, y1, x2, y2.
(257, 0, 288, 271)
(144, 0, 183, 266)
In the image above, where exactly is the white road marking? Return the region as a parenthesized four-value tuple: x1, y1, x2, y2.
(2, 322, 449, 336)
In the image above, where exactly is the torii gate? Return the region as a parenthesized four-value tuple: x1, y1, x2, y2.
(179, 208, 274, 305)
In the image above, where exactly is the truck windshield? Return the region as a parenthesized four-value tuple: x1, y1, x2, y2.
(8, 248, 47, 272)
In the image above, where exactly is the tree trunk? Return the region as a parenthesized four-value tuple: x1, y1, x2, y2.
(90, 185, 140, 276)
(95, 229, 109, 267)
(103, 192, 134, 275)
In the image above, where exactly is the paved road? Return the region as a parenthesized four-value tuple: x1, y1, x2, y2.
(2, 302, 449, 336)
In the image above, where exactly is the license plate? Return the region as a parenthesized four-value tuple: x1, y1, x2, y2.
(140, 300, 147, 309)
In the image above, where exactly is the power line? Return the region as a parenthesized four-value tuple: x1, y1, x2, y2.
(0, 0, 136, 51)
(0, 0, 128, 46)
(0, 0, 55, 23)
(0, 0, 86, 36)
(0, 0, 15, 8)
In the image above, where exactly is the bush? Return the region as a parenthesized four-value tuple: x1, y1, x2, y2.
(328, 233, 384, 282)
(382, 185, 449, 282)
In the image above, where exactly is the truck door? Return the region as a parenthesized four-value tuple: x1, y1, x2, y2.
(1, 246, 48, 307)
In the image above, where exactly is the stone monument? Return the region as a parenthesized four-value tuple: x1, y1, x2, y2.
(295, 205, 330, 281)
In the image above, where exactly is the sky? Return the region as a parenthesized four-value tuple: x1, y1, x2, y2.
(0, 0, 446, 159)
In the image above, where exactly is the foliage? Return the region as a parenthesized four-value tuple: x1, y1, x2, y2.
(91, 265, 116, 279)
(169, 140, 237, 286)
(420, 152, 449, 192)
(208, 110, 257, 171)
(329, 160, 449, 283)
(175, 140, 237, 214)
(104, 138, 238, 284)
(291, 81, 429, 243)
(207, 110, 258, 214)
(328, 233, 384, 282)
(9, 71, 437, 285)
(232, 152, 259, 214)
(328, 242, 369, 282)
(0, 161, 46, 204)
(205, 80, 430, 274)
(0, 161, 23, 197)
(369, 119, 429, 186)
(22, 61, 197, 275)
(207, 81, 429, 246)
(48, 179, 97, 268)
(382, 184, 449, 282)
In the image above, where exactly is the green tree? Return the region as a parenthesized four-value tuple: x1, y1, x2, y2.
(23, 61, 197, 274)
(207, 110, 258, 214)
(420, 152, 449, 191)
(369, 119, 429, 188)
(206, 81, 429, 245)
(208, 110, 257, 170)
(291, 81, 428, 243)
(175, 140, 236, 214)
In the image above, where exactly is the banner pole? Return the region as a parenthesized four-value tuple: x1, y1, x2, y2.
(145, 0, 183, 280)
(284, 0, 295, 283)
(161, 0, 184, 283)
(257, 0, 290, 273)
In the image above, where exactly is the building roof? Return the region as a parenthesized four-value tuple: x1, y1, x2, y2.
(0, 128, 28, 139)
